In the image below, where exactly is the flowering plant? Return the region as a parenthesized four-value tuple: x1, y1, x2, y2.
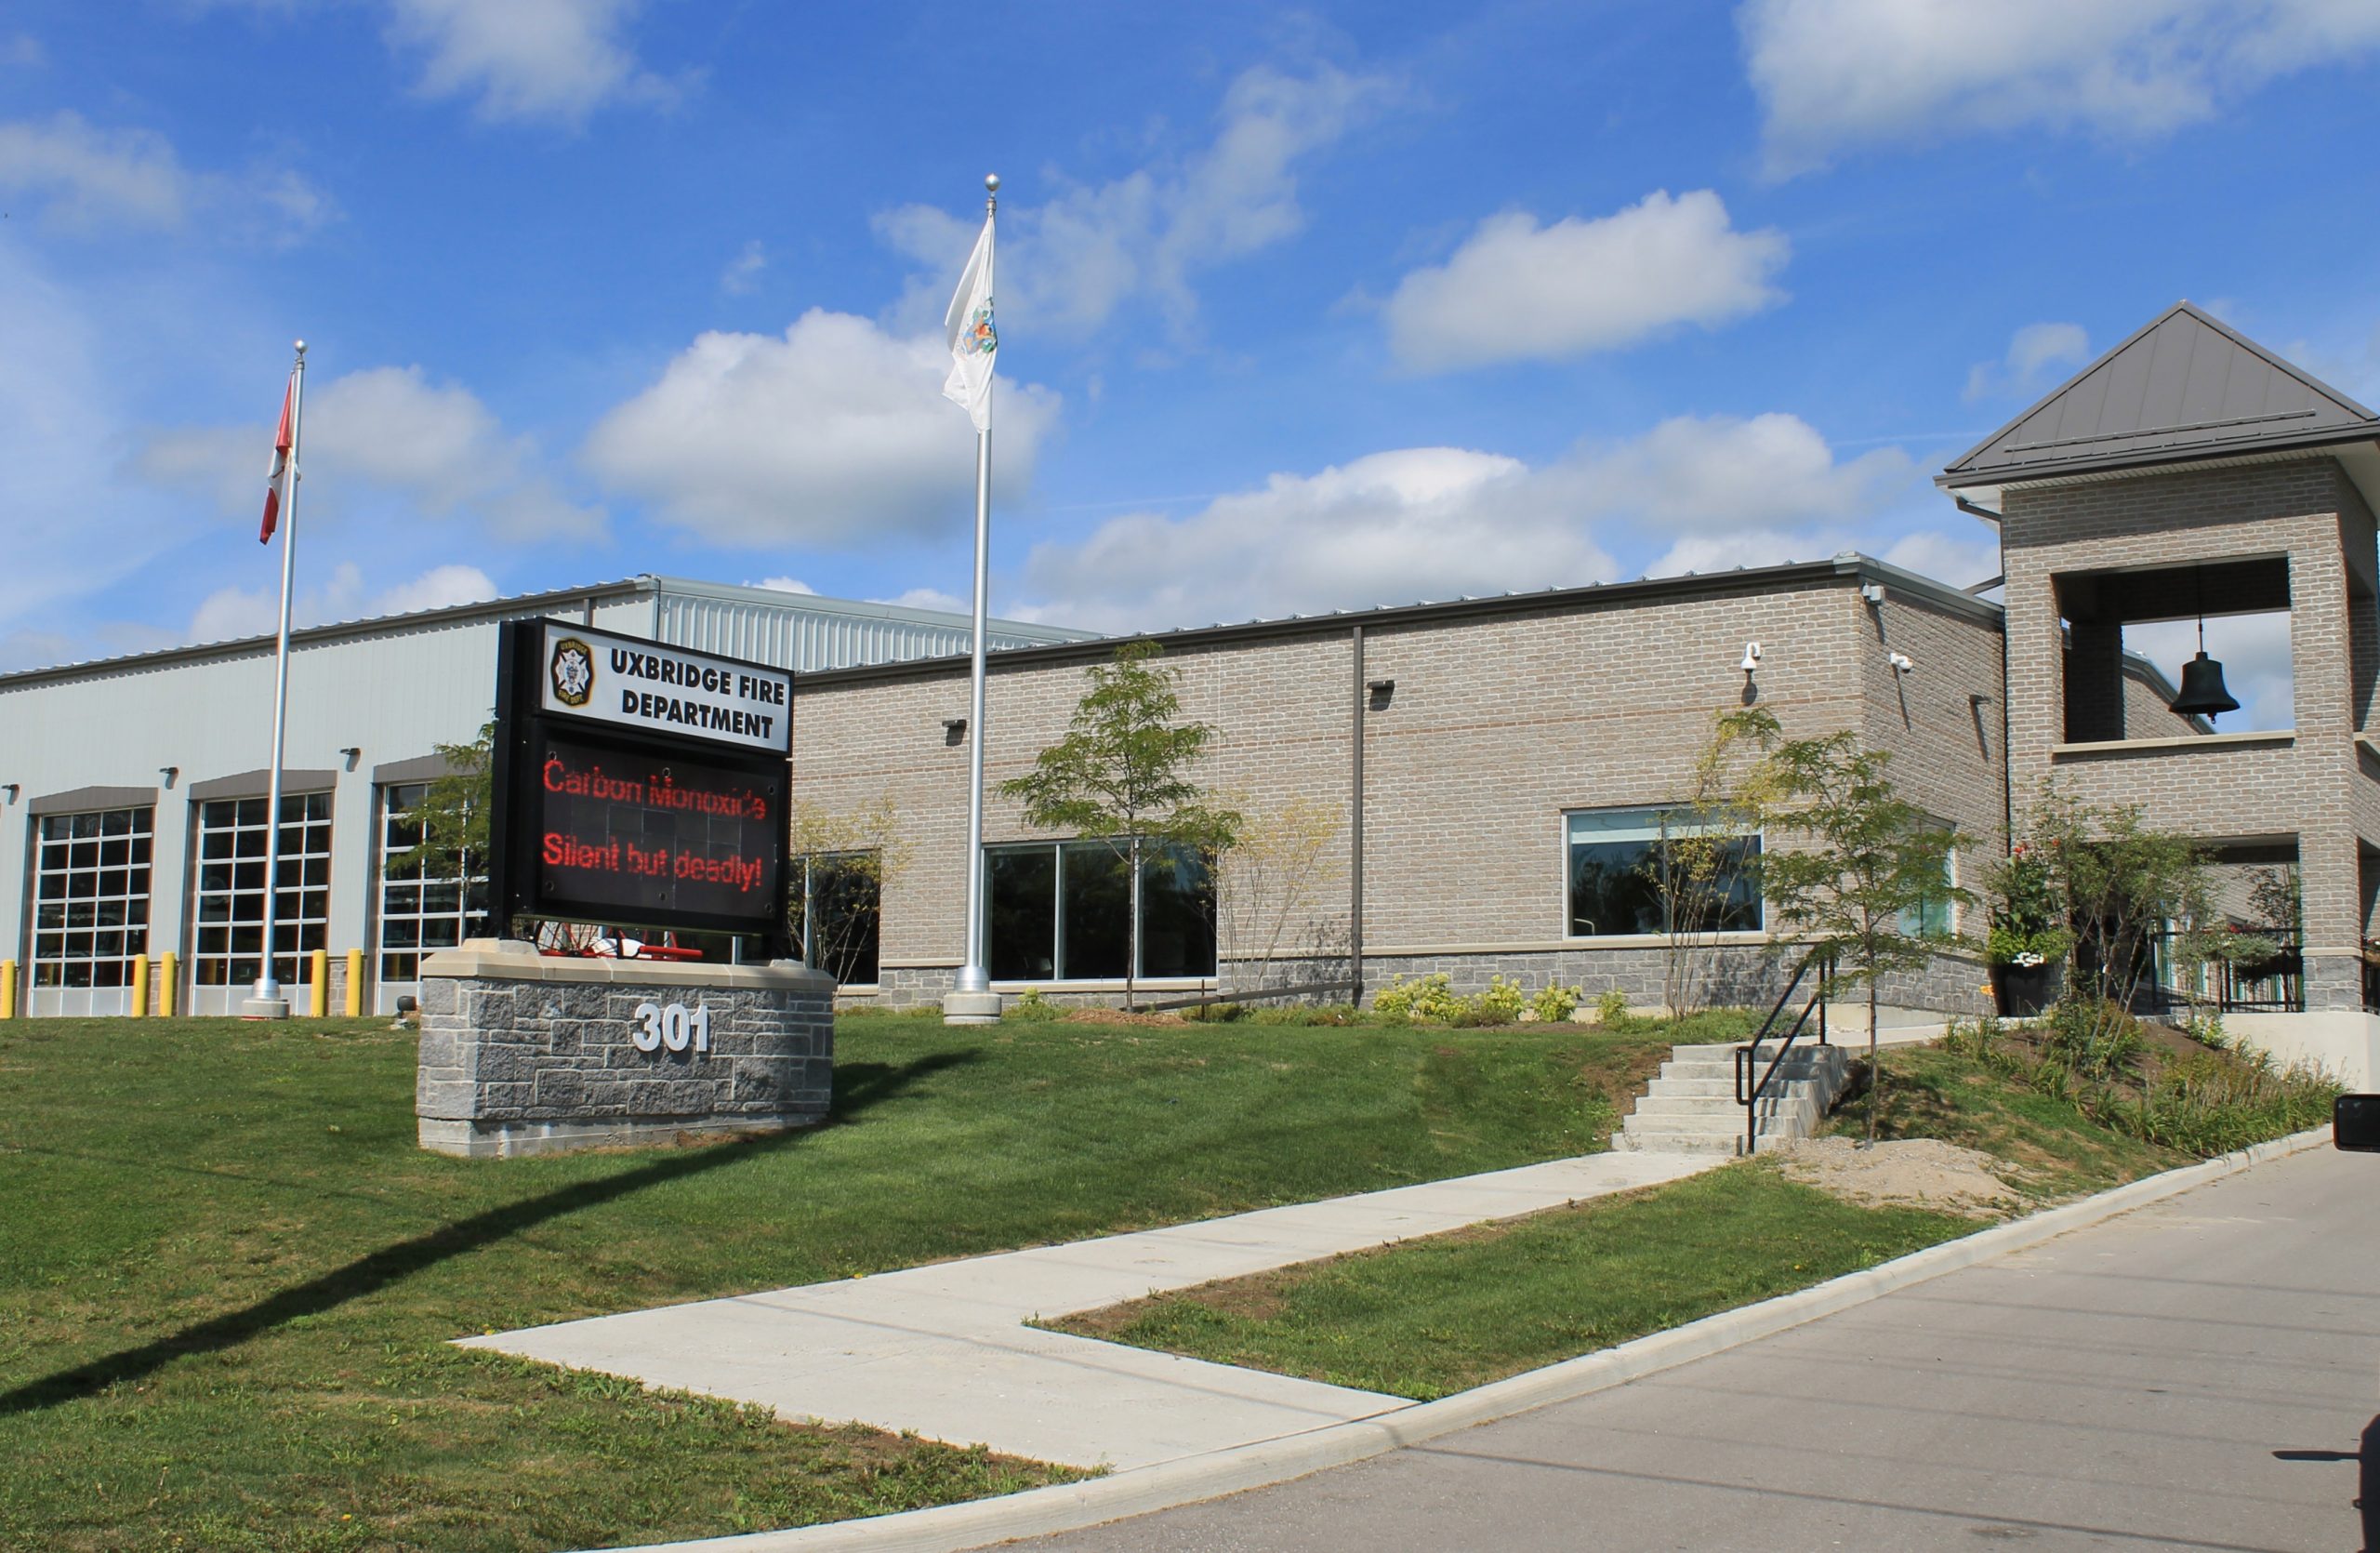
(1985, 842, 2069, 967)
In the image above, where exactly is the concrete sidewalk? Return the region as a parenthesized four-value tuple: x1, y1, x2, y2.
(463, 1149, 1719, 1471)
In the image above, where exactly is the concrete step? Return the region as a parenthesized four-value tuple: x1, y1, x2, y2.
(1646, 1072, 1836, 1099)
(1632, 1092, 1820, 1120)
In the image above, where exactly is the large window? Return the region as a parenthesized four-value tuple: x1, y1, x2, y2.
(985, 840, 1215, 981)
(377, 782, 490, 1004)
(794, 851, 881, 986)
(1899, 826, 1958, 938)
(30, 806, 152, 1015)
(1567, 807, 1762, 938)
(192, 792, 332, 1003)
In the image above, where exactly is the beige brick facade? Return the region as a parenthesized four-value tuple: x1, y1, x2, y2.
(1999, 454, 2380, 1009)
(790, 559, 2008, 1011)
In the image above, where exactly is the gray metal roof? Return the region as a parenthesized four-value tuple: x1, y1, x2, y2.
(1938, 302, 2380, 496)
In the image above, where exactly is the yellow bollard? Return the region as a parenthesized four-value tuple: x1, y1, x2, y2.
(309, 949, 329, 1018)
(345, 949, 364, 1017)
(130, 955, 149, 1018)
(160, 953, 178, 1018)
(0, 959, 15, 1020)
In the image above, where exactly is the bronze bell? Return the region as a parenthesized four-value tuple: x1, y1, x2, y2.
(2171, 650, 2241, 719)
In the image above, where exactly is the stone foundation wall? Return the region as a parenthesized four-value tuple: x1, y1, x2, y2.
(416, 939, 835, 1158)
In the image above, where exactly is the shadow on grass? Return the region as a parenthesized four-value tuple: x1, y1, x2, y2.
(0, 1050, 976, 1417)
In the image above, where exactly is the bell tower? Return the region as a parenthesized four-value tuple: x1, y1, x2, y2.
(1940, 302, 2380, 1015)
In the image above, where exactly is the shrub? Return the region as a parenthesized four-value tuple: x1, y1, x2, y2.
(1594, 989, 1631, 1028)
(1181, 1001, 1246, 1023)
(1470, 975, 1527, 1025)
(1531, 983, 1582, 1024)
(1373, 973, 1464, 1023)
(2041, 998, 2144, 1080)
(1002, 987, 1062, 1023)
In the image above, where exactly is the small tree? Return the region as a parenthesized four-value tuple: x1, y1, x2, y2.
(406, 718, 495, 883)
(788, 797, 913, 984)
(1648, 708, 1781, 1023)
(1752, 729, 1969, 1145)
(2020, 783, 2214, 1030)
(1213, 792, 1342, 995)
(1000, 641, 1241, 1010)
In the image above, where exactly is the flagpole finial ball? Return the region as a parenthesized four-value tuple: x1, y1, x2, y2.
(985, 173, 999, 193)
(294, 339, 307, 355)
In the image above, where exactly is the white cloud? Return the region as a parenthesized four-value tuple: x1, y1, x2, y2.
(876, 63, 1395, 341)
(1882, 529, 2003, 590)
(720, 239, 766, 296)
(1382, 192, 1790, 372)
(874, 587, 969, 614)
(2127, 612, 2293, 732)
(751, 576, 815, 594)
(0, 112, 329, 241)
(1741, 0, 2380, 173)
(1964, 321, 2091, 402)
(2, 34, 46, 69)
(138, 365, 600, 541)
(1014, 413, 1913, 634)
(384, 0, 679, 126)
(188, 560, 500, 644)
(583, 308, 1059, 547)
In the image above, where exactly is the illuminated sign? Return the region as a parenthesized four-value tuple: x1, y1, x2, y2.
(490, 618, 794, 949)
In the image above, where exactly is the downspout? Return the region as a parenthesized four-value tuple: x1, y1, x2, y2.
(1351, 624, 1365, 1006)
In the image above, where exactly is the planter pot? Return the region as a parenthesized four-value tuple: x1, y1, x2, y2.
(1991, 962, 2063, 1018)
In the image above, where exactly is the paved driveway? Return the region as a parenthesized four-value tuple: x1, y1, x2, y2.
(1020, 1146, 2380, 1551)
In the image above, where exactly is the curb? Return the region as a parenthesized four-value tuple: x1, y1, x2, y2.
(591, 1123, 2333, 1553)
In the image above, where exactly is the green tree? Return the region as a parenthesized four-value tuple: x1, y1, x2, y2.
(1648, 708, 1783, 1025)
(999, 641, 1241, 1010)
(1751, 728, 1969, 1144)
(2018, 783, 2214, 1036)
(406, 718, 494, 884)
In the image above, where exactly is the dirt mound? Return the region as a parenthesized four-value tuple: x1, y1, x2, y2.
(1771, 1136, 2022, 1218)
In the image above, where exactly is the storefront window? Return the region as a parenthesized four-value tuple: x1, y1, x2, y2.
(985, 840, 1215, 981)
(1566, 807, 1762, 937)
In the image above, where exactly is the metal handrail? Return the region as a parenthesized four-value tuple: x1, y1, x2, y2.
(1734, 952, 1831, 1156)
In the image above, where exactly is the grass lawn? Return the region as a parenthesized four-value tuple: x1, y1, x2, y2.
(1049, 1020, 2332, 1402)
(1049, 1165, 1972, 1400)
(0, 1007, 1668, 1552)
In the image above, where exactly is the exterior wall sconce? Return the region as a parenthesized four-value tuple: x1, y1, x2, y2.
(1, 783, 17, 804)
(1887, 652, 1914, 676)
(1367, 678, 1395, 709)
(338, 746, 362, 771)
(158, 766, 178, 789)
(943, 717, 968, 746)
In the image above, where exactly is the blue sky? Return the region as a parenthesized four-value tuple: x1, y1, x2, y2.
(4, 1, 2377, 730)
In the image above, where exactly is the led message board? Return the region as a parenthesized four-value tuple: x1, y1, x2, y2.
(489, 618, 793, 950)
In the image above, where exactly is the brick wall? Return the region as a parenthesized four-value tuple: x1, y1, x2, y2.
(793, 566, 2008, 1014)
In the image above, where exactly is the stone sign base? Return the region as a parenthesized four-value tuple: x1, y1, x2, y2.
(416, 938, 835, 1159)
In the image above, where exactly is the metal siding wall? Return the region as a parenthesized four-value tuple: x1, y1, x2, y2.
(648, 591, 1050, 672)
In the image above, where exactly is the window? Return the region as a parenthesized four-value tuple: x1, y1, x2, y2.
(985, 840, 1215, 981)
(1566, 807, 1762, 937)
(30, 806, 152, 1002)
(377, 782, 490, 998)
(192, 792, 332, 997)
(1899, 827, 1958, 937)
(794, 851, 881, 986)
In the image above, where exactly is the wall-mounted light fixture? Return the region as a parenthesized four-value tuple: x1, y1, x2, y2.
(943, 717, 968, 747)
(1366, 677, 1395, 709)
(338, 746, 362, 772)
(158, 766, 178, 789)
(1887, 652, 1913, 677)
(1, 783, 17, 804)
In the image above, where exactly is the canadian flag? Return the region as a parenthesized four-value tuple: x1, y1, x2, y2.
(260, 377, 294, 544)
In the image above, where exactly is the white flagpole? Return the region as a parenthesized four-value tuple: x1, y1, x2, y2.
(245, 339, 307, 1019)
(947, 175, 1000, 1024)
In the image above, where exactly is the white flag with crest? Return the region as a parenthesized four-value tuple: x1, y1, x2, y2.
(942, 216, 997, 431)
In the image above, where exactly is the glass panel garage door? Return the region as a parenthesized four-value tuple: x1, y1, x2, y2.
(28, 806, 153, 1017)
(376, 782, 490, 1015)
(188, 792, 331, 1015)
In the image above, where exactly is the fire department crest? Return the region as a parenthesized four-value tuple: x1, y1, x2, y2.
(549, 636, 595, 707)
(963, 301, 997, 355)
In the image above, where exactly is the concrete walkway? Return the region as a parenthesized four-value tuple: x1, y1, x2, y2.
(463, 1150, 1719, 1471)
